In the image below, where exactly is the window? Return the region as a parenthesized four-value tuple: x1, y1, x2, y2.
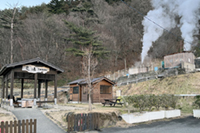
(100, 85, 111, 94)
(73, 86, 79, 94)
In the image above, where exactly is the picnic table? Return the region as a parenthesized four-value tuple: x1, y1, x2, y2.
(102, 99, 124, 107)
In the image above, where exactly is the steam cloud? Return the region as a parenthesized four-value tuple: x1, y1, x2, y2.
(141, 0, 200, 62)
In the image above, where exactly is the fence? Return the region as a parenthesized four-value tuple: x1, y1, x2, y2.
(67, 113, 99, 133)
(0, 119, 36, 133)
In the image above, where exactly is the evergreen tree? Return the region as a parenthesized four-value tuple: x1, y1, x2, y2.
(65, 21, 108, 111)
(48, 0, 67, 14)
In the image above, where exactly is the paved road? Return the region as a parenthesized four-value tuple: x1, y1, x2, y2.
(11, 108, 65, 133)
(101, 116, 200, 133)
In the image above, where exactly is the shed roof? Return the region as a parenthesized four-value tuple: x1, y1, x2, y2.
(68, 77, 115, 85)
(0, 57, 64, 76)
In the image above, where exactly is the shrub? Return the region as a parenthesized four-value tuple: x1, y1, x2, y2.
(161, 94, 171, 110)
(154, 95, 162, 110)
(147, 94, 156, 111)
(170, 95, 179, 109)
(193, 95, 200, 109)
(124, 94, 178, 112)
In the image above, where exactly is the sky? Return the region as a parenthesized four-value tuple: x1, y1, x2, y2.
(0, 0, 52, 10)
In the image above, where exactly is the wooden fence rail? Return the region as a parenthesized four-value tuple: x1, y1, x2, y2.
(0, 119, 36, 133)
(67, 113, 99, 133)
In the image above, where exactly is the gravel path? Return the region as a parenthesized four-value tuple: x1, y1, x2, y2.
(11, 108, 66, 133)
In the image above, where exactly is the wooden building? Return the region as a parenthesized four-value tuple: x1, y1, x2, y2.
(0, 57, 64, 107)
(68, 77, 115, 103)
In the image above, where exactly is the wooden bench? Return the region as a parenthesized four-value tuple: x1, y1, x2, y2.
(102, 99, 115, 106)
(102, 99, 124, 107)
(113, 99, 124, 107)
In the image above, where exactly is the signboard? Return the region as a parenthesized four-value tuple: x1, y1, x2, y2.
(22, 65, 50, 74)
(116, 90, 121, 97)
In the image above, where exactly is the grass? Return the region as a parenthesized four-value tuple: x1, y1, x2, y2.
(116, 72, 200, 95)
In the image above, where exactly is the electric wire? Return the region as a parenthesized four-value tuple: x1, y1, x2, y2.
(120, 0, 192, 46)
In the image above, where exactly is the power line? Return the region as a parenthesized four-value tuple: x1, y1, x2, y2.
(120, 0, 192, 46)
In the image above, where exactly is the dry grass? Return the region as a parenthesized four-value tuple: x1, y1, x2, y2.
(115, 72, 200, 95)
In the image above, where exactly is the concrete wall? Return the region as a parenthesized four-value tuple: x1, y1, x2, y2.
(121, 110, 181, 124)
(181, 61, 195, 72)
(105, 64, 155, 80)
(164, 52, 195, 68)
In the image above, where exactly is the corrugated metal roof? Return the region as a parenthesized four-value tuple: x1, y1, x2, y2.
(68, 78, 85, 85)
(0, 57, 64, 75)
(68, 77, 115, 85)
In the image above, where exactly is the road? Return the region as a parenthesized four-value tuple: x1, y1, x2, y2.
(12, 108, 65, 133)
(101, 116, 200, 133)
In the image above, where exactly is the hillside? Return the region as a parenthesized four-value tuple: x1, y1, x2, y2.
(114, 72, 200, 95)
(0, 0, 199, 84)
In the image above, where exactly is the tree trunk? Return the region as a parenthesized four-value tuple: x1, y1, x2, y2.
(10, 8, 17, 63)
(88, 53, 92, 111)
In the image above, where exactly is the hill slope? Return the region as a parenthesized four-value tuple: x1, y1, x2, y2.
(115, 72, 200, 95)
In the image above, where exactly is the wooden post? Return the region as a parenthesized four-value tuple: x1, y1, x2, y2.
(34, 74, 37, 98)
(26, 119, 28, 133)
(2, 77, 5, 99)
(14, 120, 17, 133)
(34, 74, 37, 106)
(34, 119, 37, 133)
(38, 81, 41, 99)
(5, 121, 8, 133)
(1, 121, 4, 133)
(22, 120, 25, 133)
(30, 119, 32, 133)
(6, 76, 8, 100)
(10, 70, 14, 106)
(10, 121, 13, 133)
(21, 79, 24, 98)
(54, 74, 57, 105)
(18, 120, 21, 133)
(45, 80, 48, 101)
(67, 114, 71, 133)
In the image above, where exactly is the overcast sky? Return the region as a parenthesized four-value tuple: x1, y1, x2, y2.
(0, 0, 52, 10)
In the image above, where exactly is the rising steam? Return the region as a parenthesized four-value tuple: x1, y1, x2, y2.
(141, 0, 200, 62)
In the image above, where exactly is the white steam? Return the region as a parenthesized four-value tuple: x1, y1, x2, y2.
(141, 0, 200, 62)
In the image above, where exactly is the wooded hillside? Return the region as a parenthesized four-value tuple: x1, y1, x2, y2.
(0, 0, 198, 84)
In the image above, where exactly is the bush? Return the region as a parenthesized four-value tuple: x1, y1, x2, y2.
(193, 95, 200, 109)
(154, 95, 162, 110)
(124, 94, 178, 112)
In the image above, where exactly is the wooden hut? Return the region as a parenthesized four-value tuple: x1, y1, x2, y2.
(68, 77, 115, 103)
(0, 57, 64, 107)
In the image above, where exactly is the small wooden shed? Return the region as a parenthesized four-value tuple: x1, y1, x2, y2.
(0, 57, 64, 107)
(68, 77, 115, 103)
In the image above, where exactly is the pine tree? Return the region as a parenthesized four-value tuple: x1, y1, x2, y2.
(65, 21, 108, 111)
(48, 0, 67, 14)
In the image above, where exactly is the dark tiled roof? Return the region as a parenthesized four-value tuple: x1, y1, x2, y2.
(68, 77, 115, 85)
(0, 57, 64, 75)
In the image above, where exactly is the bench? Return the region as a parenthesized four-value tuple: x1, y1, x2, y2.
(102, 99, 115, 106)
(102, 99, 124, 107)
(113, 99, 124, 107)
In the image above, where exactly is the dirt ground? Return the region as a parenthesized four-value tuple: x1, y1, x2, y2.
(40, 103, 131, 131)
(0, 108, 17, 122)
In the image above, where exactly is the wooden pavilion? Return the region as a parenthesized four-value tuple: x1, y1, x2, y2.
(0, 57, 64, 107)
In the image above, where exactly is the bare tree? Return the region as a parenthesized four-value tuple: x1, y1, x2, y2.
(81, 48, 98, 110)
